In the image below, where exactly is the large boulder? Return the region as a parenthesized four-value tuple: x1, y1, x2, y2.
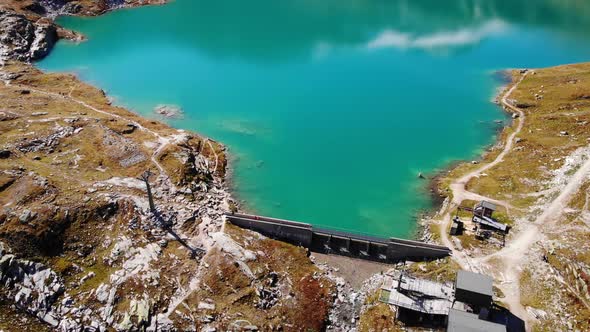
(0, 9, 58, 62)
(0, 242, 65, 327)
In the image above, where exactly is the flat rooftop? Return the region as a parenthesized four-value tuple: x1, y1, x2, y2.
(477, 201, 497, 211)
(456, 270, 493, 297)
(474, 215, 508, 232)
(399, 274, 454, 300)
(382, 289, 452, 316)
(447, 309, 506, 332)
(380, 273, 454, 315)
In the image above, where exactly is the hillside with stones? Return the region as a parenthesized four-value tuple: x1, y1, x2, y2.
(0, 2, 337, 330)
(0, 59, 338, 331)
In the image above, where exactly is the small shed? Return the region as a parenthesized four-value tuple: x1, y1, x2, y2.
(450, 217, 464, 236)
(454, 271, 493, 309)
(447, 309, 506, 332)
(473, 201, 496, 218)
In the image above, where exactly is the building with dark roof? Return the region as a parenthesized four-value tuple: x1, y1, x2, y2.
(447, 309, 506, 332)
(474, 201, 497, 218)
(472, 201, 510, 234)
(454, 271, 494, 309)
(378, 270, 520, 331)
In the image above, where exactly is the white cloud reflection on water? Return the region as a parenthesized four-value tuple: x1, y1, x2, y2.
(311, 19, 508, 60)
(367, 19, 508, 51)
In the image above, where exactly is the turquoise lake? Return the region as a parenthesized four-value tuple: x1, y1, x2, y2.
(39, 0, 590, 237)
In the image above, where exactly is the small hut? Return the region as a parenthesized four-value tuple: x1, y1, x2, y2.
(473, 201, 496, 219)
(472, 201, 510, 235)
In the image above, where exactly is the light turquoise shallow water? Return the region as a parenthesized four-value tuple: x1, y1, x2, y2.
(39, 0, 590, 237)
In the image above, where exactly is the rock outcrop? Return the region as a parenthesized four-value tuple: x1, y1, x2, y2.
(0, 0, 168, 64)
(0, 9, 57, 62)
(0, 243, 64, 327)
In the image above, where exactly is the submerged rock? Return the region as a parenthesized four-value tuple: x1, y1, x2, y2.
(154, 104, 183, 118)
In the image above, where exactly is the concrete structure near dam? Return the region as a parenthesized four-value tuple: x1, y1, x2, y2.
(224, 213, 451, 263)
(379, 270, 515, 331)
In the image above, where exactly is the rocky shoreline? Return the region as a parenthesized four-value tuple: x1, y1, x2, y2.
(9, 1, 579, 331)
(0, 9, 57, 63)
(421, 71, 518, 237)
(428, 64, 590, 330)
(0, 2, 341, 331)
(0, 60, 238, 330)
(0, 1, 171, 64)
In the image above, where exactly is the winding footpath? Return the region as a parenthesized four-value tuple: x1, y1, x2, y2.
(436, 72, 531, 319)
(438, 72, 528, 271)
(478, 148, 590, 321)
(2, 67, 232, 329)
(438, 70, 590, 326)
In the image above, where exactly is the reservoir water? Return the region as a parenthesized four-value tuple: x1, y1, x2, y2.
(39, 0, 590, 237)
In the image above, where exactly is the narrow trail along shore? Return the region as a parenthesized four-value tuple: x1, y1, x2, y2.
(436, 72, 532, 320)
(2, 0, 590, 328)
(438, 72, 528, 270)
(437, 68, 590, 327)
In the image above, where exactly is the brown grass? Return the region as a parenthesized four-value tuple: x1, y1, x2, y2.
(167, 224, 334, 331)
(358, 303, 401, 332)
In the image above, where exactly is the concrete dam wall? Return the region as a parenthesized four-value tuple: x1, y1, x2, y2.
(225, 213, 450, 263)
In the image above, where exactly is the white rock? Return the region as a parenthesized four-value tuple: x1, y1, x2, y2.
(198, 301, 216, 310)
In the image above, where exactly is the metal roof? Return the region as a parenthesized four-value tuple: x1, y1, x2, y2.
(380, 274, 454, 315)
(477, 201, 497, 211)
(447, 309, 506, 332)
(473, 215, 508, 232)
(398, 274, 455, 300)
(455, 271, 494, 297)
(383, 289, 452, 315)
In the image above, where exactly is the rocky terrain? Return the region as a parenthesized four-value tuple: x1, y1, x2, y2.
(0, 1, 168, 62)
(0, 2, 340, 331)
(0, 9, 56, 62)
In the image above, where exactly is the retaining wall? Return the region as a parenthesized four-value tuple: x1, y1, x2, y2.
(225, 213, 450, 263)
